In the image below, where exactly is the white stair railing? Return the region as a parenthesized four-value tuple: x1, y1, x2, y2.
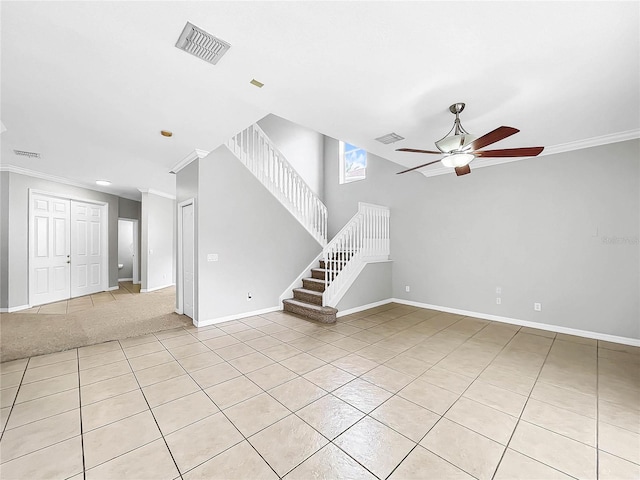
(227, 124, 327, 246)
(323, 202, 390, 307)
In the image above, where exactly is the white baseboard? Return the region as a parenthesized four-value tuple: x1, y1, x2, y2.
(118, 277, 133, 282)
(0, 304, 31, 313)
(141, 283, 175, 293)
(107, 286, 119, 291)
(391, 298, 640, 347)
(196, 306, 282, 328)
(337, 299, 394, 317)
(133, 281, 141, 285)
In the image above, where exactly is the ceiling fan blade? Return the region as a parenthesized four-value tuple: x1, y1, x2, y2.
(475, 147, 544, 158)
(396, 159, 441, 174)
(455, 165, 471, 176)
(395, 148, 442, 155)
(470, 126, 519, 151)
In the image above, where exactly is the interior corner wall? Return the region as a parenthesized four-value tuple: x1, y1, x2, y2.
(0, 172, 10, 308)
(322, 136, 639, 340)
(336, 262, 393, 312)
(2, 171, 120, 309)
(195, 146, 321, 323)
(141, 192, 176, 292)
(257, 114, 325, 200)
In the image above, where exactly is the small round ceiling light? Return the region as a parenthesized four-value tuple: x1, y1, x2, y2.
(161, 130, 173, 137)
(96, 180, 111, 186)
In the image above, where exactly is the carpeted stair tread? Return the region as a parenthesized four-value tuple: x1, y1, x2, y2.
(293, 288, 323, 297)
(283, 298, 337, 324)
(293, 288, 323, 306)
(302, 277, 326, 292)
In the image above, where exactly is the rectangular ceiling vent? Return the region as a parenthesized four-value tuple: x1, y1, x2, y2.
(14, 149, 41, 159)
(375, 132, 405, 144)
(175, 22, 231, 65)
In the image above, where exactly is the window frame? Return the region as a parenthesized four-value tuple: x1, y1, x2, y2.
(339, 141, 367, 184)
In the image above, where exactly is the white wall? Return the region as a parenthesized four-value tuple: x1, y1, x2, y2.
(323, 137, 640, 340)
(257, 114, 325, 200)
(141, 192, 176, 292)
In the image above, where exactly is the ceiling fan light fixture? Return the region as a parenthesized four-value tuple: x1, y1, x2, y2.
(435, 134, 476, 153)
(441, 153, 474, 168)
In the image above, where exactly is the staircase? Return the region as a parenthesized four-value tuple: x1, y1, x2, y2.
(282, 203, 390, 323)
(282, 256, 348, 324)
(227, 123, 390, 324)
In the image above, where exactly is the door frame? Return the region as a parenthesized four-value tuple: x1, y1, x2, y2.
(176, 198, 196, 321)
(118, 217, 139, 284)
(28, 189, 109, 306)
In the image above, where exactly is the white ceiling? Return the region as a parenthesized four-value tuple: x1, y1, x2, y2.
(1, 1, 638, 200)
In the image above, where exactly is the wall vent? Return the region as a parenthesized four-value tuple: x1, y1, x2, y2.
(375, 133, 405, 144)
(14, 149, 41, 159)
(175, 22, 231, 65)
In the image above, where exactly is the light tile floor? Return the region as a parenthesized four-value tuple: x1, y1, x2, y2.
(1, 304, 639, 479)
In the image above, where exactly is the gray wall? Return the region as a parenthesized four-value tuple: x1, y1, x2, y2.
(117, 219, 134, 279)
(0, 172, 9, 307)
(193, 146, 321, 323)
(336, 261, 393, 312)
(141, 192, 175, 291)
(1, 172, 120, 308)
(257, 114, 325, 200)
(323, 137, 639, 339)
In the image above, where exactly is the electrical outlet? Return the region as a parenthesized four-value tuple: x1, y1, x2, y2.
(496, 287, 502, 294)
(207, 253, 218, 262)
(496, 297, 501, 305)
(534, 303, 541, 311)
(247, 292, 252, 301)
(405, 286, 410, 292)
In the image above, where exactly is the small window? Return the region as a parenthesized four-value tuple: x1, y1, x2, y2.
(339, 141, 367, 184)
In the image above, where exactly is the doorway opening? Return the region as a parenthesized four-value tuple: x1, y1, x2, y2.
(177, 199, 195, 321)
(118, 218, 139, 284)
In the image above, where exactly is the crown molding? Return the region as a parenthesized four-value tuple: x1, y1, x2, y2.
(138, 188, 176, 200)
(169, 148, 210, 174)
(0, 164, 140, 201)
(419, 129, 640, 178)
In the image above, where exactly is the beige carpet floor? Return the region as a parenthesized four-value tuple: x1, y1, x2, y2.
(0, 285, 191, 362)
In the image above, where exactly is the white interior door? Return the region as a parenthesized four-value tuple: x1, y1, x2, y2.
(182, 203, 195, 319)
(70, 201, 105, 298)
(29, 194, 71, 306)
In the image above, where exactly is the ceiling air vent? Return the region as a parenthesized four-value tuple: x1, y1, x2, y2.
(175, 22, 231, 65)
(375, 133, 405, 145)
(14, 149, 41, 159)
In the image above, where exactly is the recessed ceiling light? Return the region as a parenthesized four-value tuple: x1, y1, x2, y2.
(250, 79, 264, 88)
(161, 130, 173, 137)
(96, 180, 111, 186)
